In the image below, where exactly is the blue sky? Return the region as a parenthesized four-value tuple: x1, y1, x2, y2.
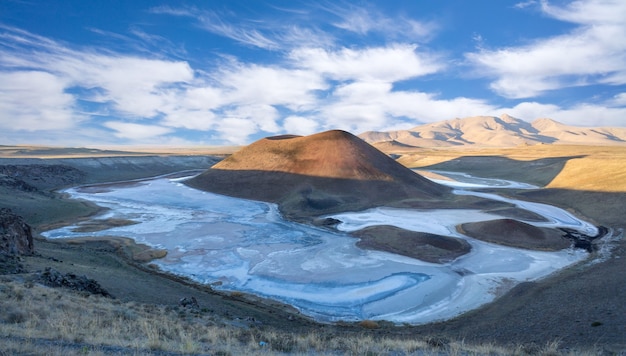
(1, 0, 625, 146)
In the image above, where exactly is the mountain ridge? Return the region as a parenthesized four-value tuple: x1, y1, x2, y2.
(359, 115, 626, 147)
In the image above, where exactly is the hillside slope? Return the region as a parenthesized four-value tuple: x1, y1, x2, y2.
(0, 156, 220, 228)
(186, 130, 451, 220)
(360, 115, 626, 147)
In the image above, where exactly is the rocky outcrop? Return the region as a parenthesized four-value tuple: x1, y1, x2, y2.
(0, 164, 86, 190)
(459, 219, 571, 251)
(37, 267, 112, 297)
(0, 174, 40, 193)
(0, 208, 34, 255)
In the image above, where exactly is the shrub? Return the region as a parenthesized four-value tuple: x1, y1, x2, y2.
(358, 319, 380, 329)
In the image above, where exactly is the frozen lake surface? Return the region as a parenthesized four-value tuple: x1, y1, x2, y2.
(44, 172, 592, 324)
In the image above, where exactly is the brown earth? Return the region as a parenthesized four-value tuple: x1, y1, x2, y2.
(459, 218, 571, 251)
(187, 130, 453, 222)
(352, 225, 471, 263)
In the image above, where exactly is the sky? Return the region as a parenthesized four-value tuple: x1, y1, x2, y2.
(1, 0, 625, 146)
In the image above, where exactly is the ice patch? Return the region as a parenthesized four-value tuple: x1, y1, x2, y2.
(43, 173, 591, 324)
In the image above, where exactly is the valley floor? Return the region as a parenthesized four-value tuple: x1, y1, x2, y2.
(1, 145, 625, 354)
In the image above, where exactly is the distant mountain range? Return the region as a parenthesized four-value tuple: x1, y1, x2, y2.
(359, 115, 626, 148)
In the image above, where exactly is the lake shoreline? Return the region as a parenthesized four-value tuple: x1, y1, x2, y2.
(41, 173, 596, 325)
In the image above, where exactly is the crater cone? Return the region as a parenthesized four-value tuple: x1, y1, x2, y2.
(186, 130, 451, 220)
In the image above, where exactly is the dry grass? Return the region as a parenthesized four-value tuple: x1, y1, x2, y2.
(0, 280, 604, 355)
(391, 145, 626, 192)
(546, 155, 626, 192)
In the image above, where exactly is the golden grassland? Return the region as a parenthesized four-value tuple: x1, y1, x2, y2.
(546, 154, 626, 192)
(388, 145, 626, 192)
(0, 280, 598, 355)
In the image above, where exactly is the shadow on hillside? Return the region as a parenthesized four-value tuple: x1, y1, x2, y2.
(409, 187, 625, 349)
(185, 168, 455, 221)
(417, 155, 586, 187)
(518, 188, 626, 228)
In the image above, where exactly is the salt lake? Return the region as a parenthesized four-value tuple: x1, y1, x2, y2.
(43, 172, 592, 324)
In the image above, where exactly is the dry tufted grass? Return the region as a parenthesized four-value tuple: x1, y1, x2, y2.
(0, 280, 605, 355)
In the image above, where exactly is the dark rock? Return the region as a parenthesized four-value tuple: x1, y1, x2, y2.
(179, 296, 199, 309)
(0, 174, 40, 193)
(560, 226, 608, 253)
(0, 164, 86, 190)
(312, 217, 342, 227)
(0, 253, 27, 274)
(37, 267, 112, 297)
(0, 208, 34, 256)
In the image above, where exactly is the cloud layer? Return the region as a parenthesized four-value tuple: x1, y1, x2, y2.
(1, 1, 625, 146)
(467, 0, 626, 98)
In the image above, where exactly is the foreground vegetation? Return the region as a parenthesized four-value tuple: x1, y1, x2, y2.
(0, 280, 603, 355)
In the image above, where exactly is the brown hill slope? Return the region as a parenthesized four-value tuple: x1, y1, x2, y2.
(359, 115, 626, 147)
(186, 130, 451, 220)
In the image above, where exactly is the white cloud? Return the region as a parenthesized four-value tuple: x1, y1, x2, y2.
(3, 1, 625, 148)
(0, 71, 80, 130)
(182, 86, 225, 110)
(274, 26, 335, 50)
(318, 81, 390, 131)
(385, 94, 499, 123)
(609, 93, 626, 106)
(152, 6, 334, 51)
(514, 1, 538, 9)
(505, 101, 626, 127)
(283, 116, 319, 135)
(319, 80, 499, 131)
(215, 117, 260, 144)
(161, 109, 216, 131)
(0, 26, 195, 120)
(149, 5, 196, 17)
(104, 121, 173, 140)
(324, 2, 436, 41)
(330, 5, 373, 34)
(224, 104, 280, 133)
(291, 45, 441, 83)
(540, 0, 626, 24)
(200, 17, 278, 50)
(467, 0, 626, 98)
(219, 64, 326, 110)
(60, 55, 194, 118)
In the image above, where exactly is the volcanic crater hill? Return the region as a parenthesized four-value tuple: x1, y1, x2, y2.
(186, 130, 452, 220)
(186, 130, 587, 261)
